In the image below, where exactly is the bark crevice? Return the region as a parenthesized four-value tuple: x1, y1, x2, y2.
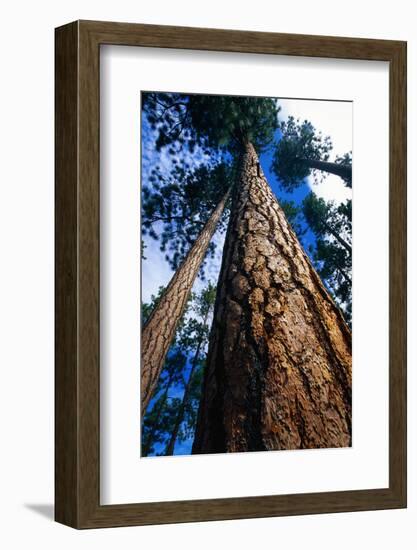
(193, 142, 352, 453)
(141, 189, 230, 416)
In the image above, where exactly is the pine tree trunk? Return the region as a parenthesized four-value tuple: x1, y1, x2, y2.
(301, 157, 352, 183)
(337, 266, 352, 286)
(193, 142, 352, 453)
(141, 189, 230, 416)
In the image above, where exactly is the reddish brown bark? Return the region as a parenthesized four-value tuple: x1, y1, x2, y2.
(141, 190, 230, 416)
(301, 157, 352, 183)
(193, 142, 352, 453)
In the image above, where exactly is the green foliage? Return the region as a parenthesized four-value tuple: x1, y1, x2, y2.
(280, 199, 306, 237)
(143, 91, 280, 154)
(335, 152, 353, 187)
(192, 280, 216, 320)
(303, 193, 352, 242)
(141, 288, 192, 456)
(314, 240, 352, 324)
(141, 283, 217, 456)
(271, 116, 333, 191)
(142, 92, 280, 279)
(142, 161, 232, 277)
(142, 92, 192, 151)
(188, 95, 280, 152)
(141, 286, 165, 324)
(302, 192, 352, 325)
(141, 239, 147, 260)
(141, 349, 188, 456)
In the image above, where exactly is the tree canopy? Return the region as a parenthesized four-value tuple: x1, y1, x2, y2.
(302, 192, 352, 324)
(271, 115, 352, 190)
(142, 160, 232, 274)
(142, 92, 280, 276)
(141, 282, 216, 456)
(141, 93, 353, 454)
(143, 92, 280, 153)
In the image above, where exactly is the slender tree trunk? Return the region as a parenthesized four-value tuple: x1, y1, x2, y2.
(323, 220, 352, 255)
(165, 311, 209, 456)
(301, 157, 352, 184)
(193, 142, 352, 453)
(164, 343, 202, 456)
(337, 266, 352, 286)
(141, 189, 230, 416)
(142, 371, 175, 456)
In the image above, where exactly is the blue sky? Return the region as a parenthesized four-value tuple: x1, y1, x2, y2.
(141, 95, 352, 456)
(142, 97, 352, 304)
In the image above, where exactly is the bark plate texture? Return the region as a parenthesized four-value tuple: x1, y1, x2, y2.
(193, 142, 352, 453)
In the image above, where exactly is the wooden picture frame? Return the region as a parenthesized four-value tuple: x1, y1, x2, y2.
(55, 20, 407, 528)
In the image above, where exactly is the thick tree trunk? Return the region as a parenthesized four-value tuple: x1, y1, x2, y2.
(141, 189, 230, 416)
(193, 142, 352, 453)
(301, 157, 352, 184)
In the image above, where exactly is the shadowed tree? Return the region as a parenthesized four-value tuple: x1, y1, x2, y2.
(302, 192, 352, 324)
(142, 285, 215, 456)
(279, 199, 307, 238)
(303, 192, 352, 255)
(141, 288, 194, 456)
(141, 349, 187, 456)
(165, 282, 216, 455)
(141, 289, 188, 456)
(272, 116, 352, 189)
(314, 240, 352, 325)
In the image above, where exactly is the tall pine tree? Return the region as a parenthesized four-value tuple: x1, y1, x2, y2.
(143, 92, 352, 452)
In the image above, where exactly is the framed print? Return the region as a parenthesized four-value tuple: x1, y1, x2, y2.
(55, 20, 406, 528)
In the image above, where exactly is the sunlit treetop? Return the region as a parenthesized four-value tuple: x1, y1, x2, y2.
(272, 116, 333, 191)
(302, 192, 352, 325)
(188, 94, 280, 152)
(302, 192, 352, 243)
(142, 92, 280, 154)
(141, 92, 280, 278)
(334, 152, 353, 188)
(142, 159, 233, 276)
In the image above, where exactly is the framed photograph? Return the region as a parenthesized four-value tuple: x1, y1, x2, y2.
(55, 20, 406, 528)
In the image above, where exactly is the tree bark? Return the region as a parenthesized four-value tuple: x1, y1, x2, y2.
(301, 157, 352, 184)
(193, 142, 352, 453)
(141, 189, 230, 416)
